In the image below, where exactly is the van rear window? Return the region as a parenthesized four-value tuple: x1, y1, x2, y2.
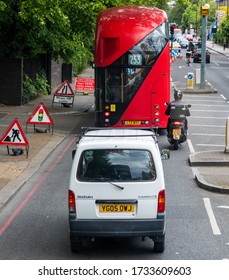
(77, 149, 156, 182)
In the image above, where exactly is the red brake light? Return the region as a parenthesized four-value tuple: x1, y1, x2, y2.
(68, 190, 76, 213)
(173, 121, 182, 125)
(105, 111, 110, 117)
(158, 190, 165, 213)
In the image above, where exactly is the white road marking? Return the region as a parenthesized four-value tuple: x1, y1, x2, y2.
(186, 100, 224, 103)
(218, 206, 229, 209)
(191, 133, 224, 137)
(190, 116, 226, 119)
(184, 96, 221, 99)
(191, 109, 229, 113)
(213, 62, 220, 66)
(220, 94, 227, 101)
(203, 198, 221, 235)
(190, 124, 225, 128)
(187, 139, 195, 154)
(190, 104, 229, 107)
(196, 144, 224, 147)
(187, 139, 198, 178)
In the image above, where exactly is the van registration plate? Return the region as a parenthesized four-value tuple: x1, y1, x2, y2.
(172, 128, 181, 136)
(99, 204, 134, 213)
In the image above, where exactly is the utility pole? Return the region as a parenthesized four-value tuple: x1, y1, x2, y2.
(200, 5, 209, 89)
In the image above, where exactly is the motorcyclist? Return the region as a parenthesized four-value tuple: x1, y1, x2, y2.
(165, 89, 191, 134)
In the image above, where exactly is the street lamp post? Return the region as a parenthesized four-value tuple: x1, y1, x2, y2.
(200, 4, 210, 89)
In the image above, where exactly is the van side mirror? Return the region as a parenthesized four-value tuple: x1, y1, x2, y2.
(72, 150, 76, 160)
(161, 149, 170, 160)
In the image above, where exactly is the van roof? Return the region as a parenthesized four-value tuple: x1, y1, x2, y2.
(77, 128, 158, 147)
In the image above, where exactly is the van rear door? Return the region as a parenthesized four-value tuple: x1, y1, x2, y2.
(73, 148, 164, 219)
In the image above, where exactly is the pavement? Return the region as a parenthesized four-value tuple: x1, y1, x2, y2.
(0, 41, 229, 212)
(0, 67, 95, 210)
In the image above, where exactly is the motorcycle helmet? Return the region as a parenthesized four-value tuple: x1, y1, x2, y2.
(174, 90, 182, 100)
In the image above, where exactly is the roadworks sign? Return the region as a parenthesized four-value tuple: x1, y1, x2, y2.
(53, 80, 74, 106)
(0, 118, 29, 146)
(54, 80, 74, 96)
(27, 102, 53, 125)
(75, 77, 94, 92)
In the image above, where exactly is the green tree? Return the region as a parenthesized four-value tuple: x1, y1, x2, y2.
(0, 0, 170, 63)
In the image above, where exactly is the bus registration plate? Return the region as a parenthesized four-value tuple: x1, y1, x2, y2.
(172, 128, 181, 136)
(99, 204, 134, 213)
(124, 121, 141, 125)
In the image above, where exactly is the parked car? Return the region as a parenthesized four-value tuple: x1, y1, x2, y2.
(69, 128, 169, 253)
(193, 49, 210, 63)
(179, 39, 189, 48)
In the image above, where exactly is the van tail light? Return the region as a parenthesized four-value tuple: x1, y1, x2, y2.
(68, 190, 76, 213)
(157, 190, 165, 213)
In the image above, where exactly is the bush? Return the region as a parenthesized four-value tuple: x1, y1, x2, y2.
(35, 70, 50, 96)
(22, 70, 50, 104)
(22, 74, 37, 104)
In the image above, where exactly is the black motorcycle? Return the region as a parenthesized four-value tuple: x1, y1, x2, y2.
(166, 104, 191, 150)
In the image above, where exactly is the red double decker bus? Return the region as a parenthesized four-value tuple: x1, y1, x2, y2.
(94, 6, 170, 129)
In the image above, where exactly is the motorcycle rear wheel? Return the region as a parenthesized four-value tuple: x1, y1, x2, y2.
(174, 140, 179, 150)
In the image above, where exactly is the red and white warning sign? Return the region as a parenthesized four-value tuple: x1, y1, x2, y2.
(27, 102, 53, 125)
(53, 80, 75, 105)
(0, 119, 28, 146)
(54, 80, 74, 96)
(75, 77, 94, 92)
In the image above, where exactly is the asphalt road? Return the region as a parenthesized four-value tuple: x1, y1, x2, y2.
(0, 52, 229, 260)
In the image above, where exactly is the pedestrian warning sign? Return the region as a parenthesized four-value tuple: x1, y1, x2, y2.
(27, 103, 53, 125)
(53, 80, 74, 106)
(0, 119, 28, 146)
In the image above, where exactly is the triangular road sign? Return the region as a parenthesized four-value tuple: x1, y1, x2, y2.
(0, 119, 29, 146)
(54, 80, 74, 96)
(27, 102, 53, 125)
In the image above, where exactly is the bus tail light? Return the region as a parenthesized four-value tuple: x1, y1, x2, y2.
(157, 190, 165, 213)
(69, 190, 76, 213)
(104, 111, 110, 117)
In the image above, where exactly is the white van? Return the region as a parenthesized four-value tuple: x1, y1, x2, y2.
(68, 129, 168, 253)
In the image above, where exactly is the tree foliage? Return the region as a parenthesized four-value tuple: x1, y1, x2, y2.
(0, 0, 169, 63)
(168, 0, 217, 34)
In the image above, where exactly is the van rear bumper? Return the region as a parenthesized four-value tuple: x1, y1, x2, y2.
(69, 215, 165, 238)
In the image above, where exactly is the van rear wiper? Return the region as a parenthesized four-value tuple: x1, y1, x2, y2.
(97, 177, 124, 190)
(108, 181, 124, 190)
